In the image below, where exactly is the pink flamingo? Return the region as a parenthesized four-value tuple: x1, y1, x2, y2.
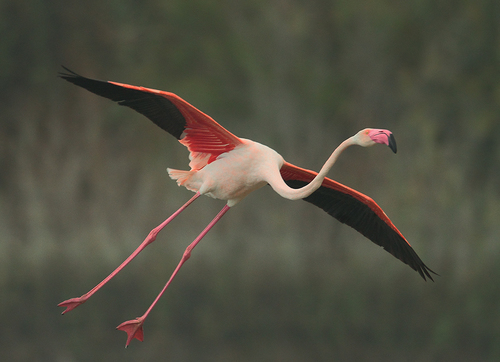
(58, 67, 435, 347)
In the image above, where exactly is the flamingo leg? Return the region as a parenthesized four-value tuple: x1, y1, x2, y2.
(116, 203, 231, 347)
(58, 192, 201, 314)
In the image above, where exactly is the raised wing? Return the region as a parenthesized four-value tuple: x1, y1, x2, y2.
(59, 67, 242, 169)
(280, 162, 436, 281)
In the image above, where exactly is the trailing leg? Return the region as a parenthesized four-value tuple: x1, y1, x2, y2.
(58, 193, 201, 314)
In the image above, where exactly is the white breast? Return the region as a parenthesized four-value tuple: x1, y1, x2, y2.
(192, 139, 284, 206)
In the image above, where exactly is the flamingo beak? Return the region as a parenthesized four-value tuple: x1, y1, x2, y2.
(388, 133, 397, 154)
(368, 129, 397, 153)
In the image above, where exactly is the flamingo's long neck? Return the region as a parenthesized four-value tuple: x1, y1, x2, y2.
(270, 137, 357, 200)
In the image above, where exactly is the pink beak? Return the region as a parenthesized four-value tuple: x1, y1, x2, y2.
(368, 129, 397, 153)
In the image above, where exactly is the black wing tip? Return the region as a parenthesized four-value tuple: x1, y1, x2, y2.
(417, 264, 439, 282)
(58, 67, 188, 139)
(58, 65, 81, 79)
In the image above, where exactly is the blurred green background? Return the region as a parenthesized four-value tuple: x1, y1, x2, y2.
(1, 0, 499, 360)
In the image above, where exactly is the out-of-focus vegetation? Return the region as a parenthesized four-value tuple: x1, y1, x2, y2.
(1, 0, 499, 360)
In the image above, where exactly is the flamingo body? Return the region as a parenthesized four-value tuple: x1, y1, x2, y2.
(58, 67, 435, 346)
(169, 138, 282, 206)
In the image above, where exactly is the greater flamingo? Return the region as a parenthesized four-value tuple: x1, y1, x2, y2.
(58, 67, 435, 347)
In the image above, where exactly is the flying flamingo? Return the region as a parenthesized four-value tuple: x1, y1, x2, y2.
(58, 67, 435, 347)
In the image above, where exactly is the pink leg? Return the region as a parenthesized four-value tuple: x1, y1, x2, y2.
(116, 203, 231, 347)
(58, 192, 201, 314)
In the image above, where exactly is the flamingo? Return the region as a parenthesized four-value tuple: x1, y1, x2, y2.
(58, 67, 435, 347)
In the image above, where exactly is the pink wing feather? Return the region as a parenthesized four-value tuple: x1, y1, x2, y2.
(59, 68, 242, 171)
(108, 81, 242, 169)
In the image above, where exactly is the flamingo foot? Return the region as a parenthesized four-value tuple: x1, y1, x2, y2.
(58, 296, 87, 314)
(116, 317, 145, 347)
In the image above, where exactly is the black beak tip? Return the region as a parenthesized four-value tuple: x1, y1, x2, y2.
(388, 133, 397, 153)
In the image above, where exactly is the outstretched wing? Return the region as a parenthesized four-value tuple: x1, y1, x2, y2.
(59, 67, 242, 169)
(280, 162, 436, 281)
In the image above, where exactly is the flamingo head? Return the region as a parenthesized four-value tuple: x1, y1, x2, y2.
(354, 128, 397, 153)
